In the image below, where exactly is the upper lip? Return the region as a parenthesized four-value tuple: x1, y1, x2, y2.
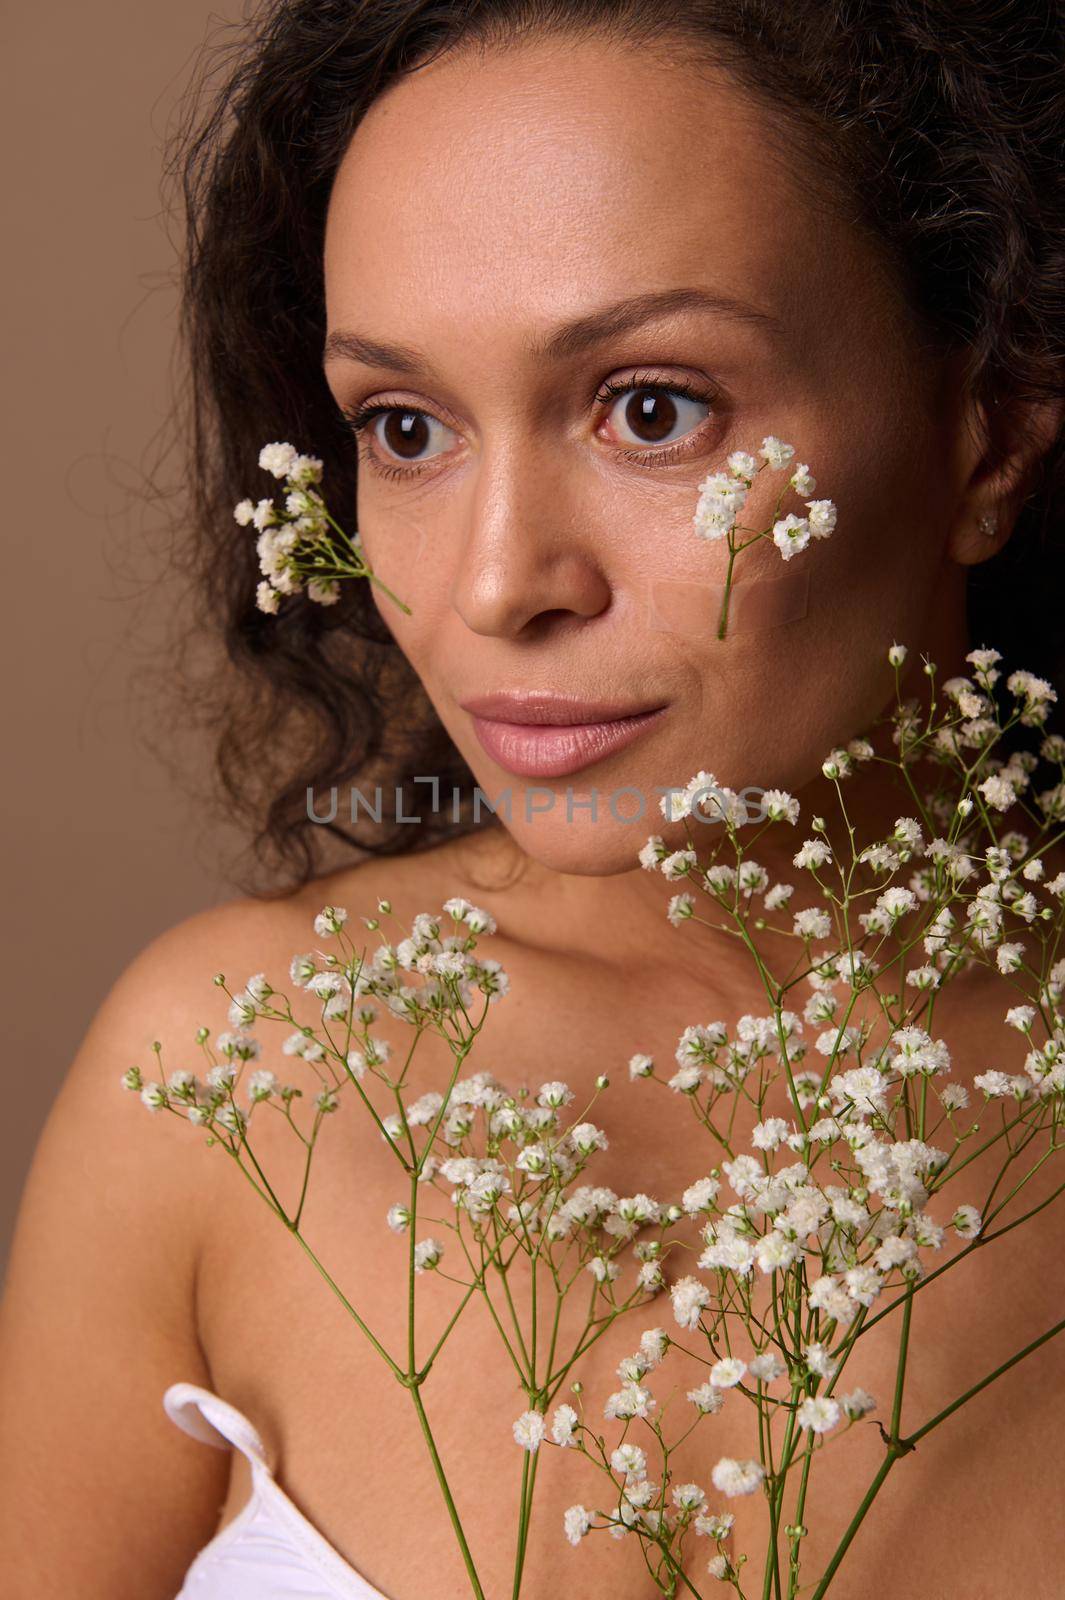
(459, 691, 667, 726)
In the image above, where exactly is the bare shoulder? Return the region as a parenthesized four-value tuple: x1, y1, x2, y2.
(0, 880, 379, 1598)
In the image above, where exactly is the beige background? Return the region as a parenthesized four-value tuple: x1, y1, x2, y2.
(1, 3, 249, 1276)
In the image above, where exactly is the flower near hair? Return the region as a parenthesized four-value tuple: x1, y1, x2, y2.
(692, 435, 837, 639)
(236, 441, 411, 618)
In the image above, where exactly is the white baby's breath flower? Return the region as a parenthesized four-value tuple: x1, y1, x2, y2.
(760, 436, 795, 470)
(667, 892, 695, 925)
(974, 1070, 1012, 1097)
(748, 1351, 786, 1383)
(611, 1442, 647, 1478)
(313, 905, 348, 937)
(259, 441, 299, 480)
(772, 513, 811, 560)
(681, 1177, 722, 1209)
(671, 1275, 710, 1330)
(603, 1382, 656, 1421)
(804, 1342, 838, 1380)
(796, 1396, 841, 1433)
(662, 849, 698, 880)
(255, 580, 281, 614)
(513, 1410, 546, 1451)
(640, 1327, 669, 1364)
(673, 1483, 707, 1514)
(563, 1505, 592, 1545)
(996, 942, 1026, 974)
(687, 1381, 725, 1414)
(551, 1404, 579, 1447)
(794, 838, 832, 870)
(952, 1204, 982, 1239)
(761, 788, 800, 824)
(413, 1237, 443, 1273)
(711, 1457, 765, 1497)
(638, 835, 667, 870)
(570, 1121, 608, 1155)
(840, 1388, 876, 1419)
(806, 498, 837, 538)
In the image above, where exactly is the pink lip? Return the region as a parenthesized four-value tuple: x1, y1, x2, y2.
(460, 691, 665, 725)
(467, 705, 668, 778)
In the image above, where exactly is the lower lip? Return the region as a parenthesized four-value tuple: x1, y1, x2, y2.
(468, 708, 667, 778)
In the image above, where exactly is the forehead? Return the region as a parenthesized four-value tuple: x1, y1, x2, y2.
(323, 35, 891, 358)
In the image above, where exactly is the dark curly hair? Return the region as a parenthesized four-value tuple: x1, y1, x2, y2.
(149, 0, 1065, 895)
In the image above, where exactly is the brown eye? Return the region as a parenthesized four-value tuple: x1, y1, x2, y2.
(381, 409, 431, 458)
(626, 390, 677, 442)
(606, 384, 711, 449)
(342, 395, 461, 481)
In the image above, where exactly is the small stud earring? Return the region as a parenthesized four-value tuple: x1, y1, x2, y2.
(978, 512, 997, 539)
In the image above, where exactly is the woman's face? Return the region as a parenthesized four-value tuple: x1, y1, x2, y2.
(322, 35, 979, 874)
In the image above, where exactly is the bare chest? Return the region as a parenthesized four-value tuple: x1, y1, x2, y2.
(192, 950, 1065, 1600)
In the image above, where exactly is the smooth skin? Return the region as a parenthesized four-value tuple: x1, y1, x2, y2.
(2, 32, 1062, 1600)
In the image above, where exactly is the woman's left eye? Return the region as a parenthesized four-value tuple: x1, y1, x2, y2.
(596, 375, 715, 456)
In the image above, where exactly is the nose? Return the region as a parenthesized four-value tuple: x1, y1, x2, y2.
(448, 437, 613, 638)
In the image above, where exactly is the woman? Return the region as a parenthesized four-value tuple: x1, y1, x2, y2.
(2, 2, 1063, 1596)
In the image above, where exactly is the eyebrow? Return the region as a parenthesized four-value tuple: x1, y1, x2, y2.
(322, 286, 782, 375)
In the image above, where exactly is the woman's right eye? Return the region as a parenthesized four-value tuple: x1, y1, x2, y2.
(343, 403, 458, 478)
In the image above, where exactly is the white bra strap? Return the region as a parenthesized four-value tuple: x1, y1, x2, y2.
(163, 1382, 271, 1473)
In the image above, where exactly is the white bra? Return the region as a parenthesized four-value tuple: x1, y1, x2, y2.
(163, 1382, 393, 1600)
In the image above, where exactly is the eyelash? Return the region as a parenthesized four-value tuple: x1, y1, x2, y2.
(340, 371, 719, 482)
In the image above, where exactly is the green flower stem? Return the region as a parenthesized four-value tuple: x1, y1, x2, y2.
(907, 1313, 1065, 1447)
(785, 1442, 815, 1600)
(318, 503, 413, 615)
(717, 537, 738, 640)
(407, 1380, 487, 1599)
(982, 1170, 1065, 1244)
(287, 1223, 402, 1378)
(651, 1535, 710, 1600)
(511, 1444, 540, 1600)
(402, 1160, 486, 1598)
(807, 1450, 898, 1600)
(889, 1290, 914, 1443)
(763, 1383, 803, 1600)
(453, 1230, 528, 1385)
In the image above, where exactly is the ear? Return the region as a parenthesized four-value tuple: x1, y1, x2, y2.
(947, 382, 1065, 566)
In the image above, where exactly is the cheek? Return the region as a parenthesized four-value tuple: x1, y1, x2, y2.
(357, 490, 432, 576)
(356, 488, 449, 655)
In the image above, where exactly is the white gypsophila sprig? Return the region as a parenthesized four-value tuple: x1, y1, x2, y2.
(238, 441, 412, 618)
(691, 435, 837, 639)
